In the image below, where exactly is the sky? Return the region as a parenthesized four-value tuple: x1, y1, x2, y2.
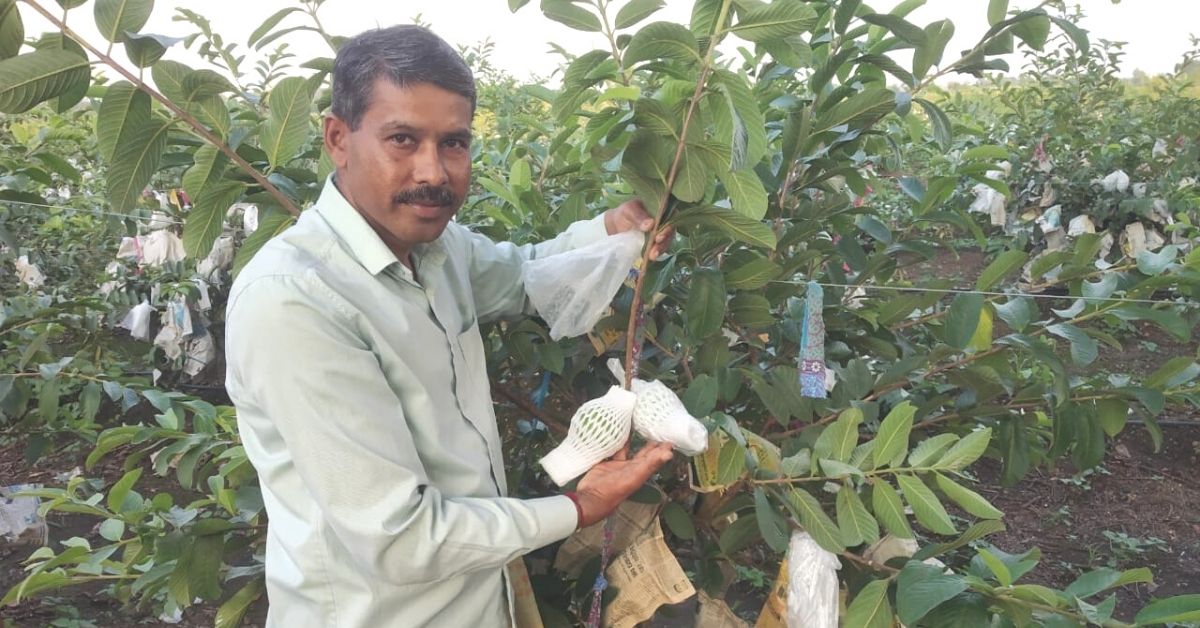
(19, 0, 1200, 84)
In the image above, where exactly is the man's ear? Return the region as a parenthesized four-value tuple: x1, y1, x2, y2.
(324, 115, 351, 169)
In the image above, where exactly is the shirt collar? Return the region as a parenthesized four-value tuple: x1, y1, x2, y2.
(315, 176, 447, 277)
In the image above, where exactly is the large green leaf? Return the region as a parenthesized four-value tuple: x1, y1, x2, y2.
(182, 144, 230, 200)
(872, 401, 915, 470)
(183, 181, 243, 259)
(813, 408, 862, 463)
(215, 579, 263, 628)
(783, 487, 845, 553)
(844, 580, 892, 628)
(935, 427, 991, 471)
(1045, 323, 1098, 367)
(729, 0, 817, 43)
(710, 69, 767, 167)
(686, 268, 726, 339)
(31, 33, 88, 112)
(872, 480, 913, 538)
(0, 0, 23, 60)
(671, 145, 709, 203)
(123, 32, 181, 68)
(896, 561, 968, 625)
(247, 7, 303, 48)
(233, 208, 295, 276)
(861, 13, 927, 46)
(150, 59, 189, 102)
(614, 0, 664, 29)
(836, 487, 879, 547)
(539, 0, 601, 32)
(754, 488, 790, 552)
(934, 474, 1003, 519)
(1134, 594, 1200, 625)
(913, 19, 955, 80)
(259, 76, 313, 170)
(0, 49, 90, 113)
(943, 292, 984, 350)
(815, 87, 896, 133)
(94, 0, 153, 43)
(717, 168, 767, 220)
(914, 97, 953, 151)
(896, 473, 956, 535)
(975, 250, 1027, 291)
(670, 206, 776, 249)
(106, 116, 173, 212)
(96, 81, 150, 162)
(624, 21, 700, 65)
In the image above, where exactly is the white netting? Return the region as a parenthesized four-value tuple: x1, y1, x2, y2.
(607, 359, 709, 456)
(785, 530, 840, 628)
(539, 386, 636, 486)
(522, 230, 644, 340)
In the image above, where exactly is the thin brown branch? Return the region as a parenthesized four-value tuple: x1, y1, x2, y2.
(22, 0, 301, 217)
(491, 380, 568, 436)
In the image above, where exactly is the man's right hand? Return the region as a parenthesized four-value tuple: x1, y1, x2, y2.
(573, 442, 674, 528)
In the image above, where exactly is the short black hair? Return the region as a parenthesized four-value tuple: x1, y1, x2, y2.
(330, 25, 476, 130)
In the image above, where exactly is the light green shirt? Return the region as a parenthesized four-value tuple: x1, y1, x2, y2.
(225, 177, 609, 627)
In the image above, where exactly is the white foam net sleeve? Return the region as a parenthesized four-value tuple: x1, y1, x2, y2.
(539, 386, 636, 486)
(522, 230, 645, 340)
(785, 530, 840, 628)
(606, 358, 709, 456)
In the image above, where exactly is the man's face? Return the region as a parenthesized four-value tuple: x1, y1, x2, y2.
(325, 80, 473, 255)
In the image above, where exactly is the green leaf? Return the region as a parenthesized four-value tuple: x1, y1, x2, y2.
(662, 501, 696, 540)
(540, 0, 601, 32)
(872, 479, 914, 539)
(896, 561, 968, 625)
(687, 268, 726, 339)
(215, 578, 263, 628)
(814, 408, 862, 463)
(994, 296, 1036, 333)
(872, 401, 915, 470)
(718, 168, 768, 221)
(908, 434, 958, 468)
(754, 488, 790, 552)
(729, 0, 818, 43)
(723, 254, 779, 291)
(247, 7, 303, 48)
(844, 579, 892, 628)
(1045, 323, 1098, 367)
(861, 13, 926, 46)
(0, 0, 24, 60)
(987, 0, 1008, 25)
(711, 69, 767, 167)
(936, 427, 991, 471)
(106, 116, 172, 212)
(730, 293, 772, 328)
(1066, 567, 1153, 599)
(624, 21, 700, 65)
(184, 181, 243, 259)
(107, 468, 142, 512)
(1134, 594, 1200, 625)
(182, 144, 229, 200)
(834, 0, 863, 34)
(150, 59, 189, 102)
(934, 474, 1003, 519)
(38, 377, 59, 423)
(670, 206, 776, 250)
(614, 0, 664, 29)
(975, 250, 1027, 291)
(815, 87, 895, 133)
(259, 76, 312, 170)
(914, 97, 952, 151)
(94, 0, 152, 43)
(896, 474, 956, 535)
(913, 20, 954, 80)
(944, 292, 984, 350)
(978, 547, 1014, 585)
(671, 145, 709, 203)
(1011, 14, 1051, 50)
(783, 488, 845, 553)
(837, 487, 879, 547)
(0, 49, 91, 114)
(233, 208, 295, 276)
(681, 374, 718, 417)
(96, 81, 150, 162)
(123, 32, 181, 67)
(1136, 245, 1179, 276)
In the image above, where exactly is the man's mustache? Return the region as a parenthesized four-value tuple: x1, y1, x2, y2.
(394, 185, 456, 207)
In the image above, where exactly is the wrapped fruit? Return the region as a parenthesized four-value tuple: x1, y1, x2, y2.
(539, 386, 636, 486)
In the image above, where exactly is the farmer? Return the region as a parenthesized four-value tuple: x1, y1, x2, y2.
(224, 24, 675, 627)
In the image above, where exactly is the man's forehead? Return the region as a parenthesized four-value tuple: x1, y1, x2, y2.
(359, 79, 473, 128)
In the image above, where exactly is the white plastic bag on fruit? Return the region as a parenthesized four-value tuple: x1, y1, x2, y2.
(786, 530, 840, 628)
(522, 230, 644, 340)
(14, 255, 45, 289)
(607, 359, 708, 455)
(539, 386, 636, 486)
(119, 301, 154, 341)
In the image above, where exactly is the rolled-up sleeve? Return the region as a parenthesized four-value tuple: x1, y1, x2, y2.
(455, 213, 610, 322)
(225, 275, 577, 586)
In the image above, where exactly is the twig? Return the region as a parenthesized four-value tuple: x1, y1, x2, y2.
(492, 380, 568, 436)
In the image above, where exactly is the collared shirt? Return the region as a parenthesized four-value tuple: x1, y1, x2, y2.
(225, 177, 609, 627)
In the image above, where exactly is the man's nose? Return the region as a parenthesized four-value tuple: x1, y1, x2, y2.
(411, 141, 449, 187)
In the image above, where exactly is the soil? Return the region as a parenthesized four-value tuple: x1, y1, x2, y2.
(1, 247, 1197, 626)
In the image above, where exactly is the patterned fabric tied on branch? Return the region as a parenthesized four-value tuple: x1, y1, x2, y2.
(798, 281, 827, 399)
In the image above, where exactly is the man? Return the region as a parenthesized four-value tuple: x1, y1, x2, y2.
(225, 24, 675, 628)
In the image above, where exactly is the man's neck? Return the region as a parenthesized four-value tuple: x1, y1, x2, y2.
(332, 176, 415, 270)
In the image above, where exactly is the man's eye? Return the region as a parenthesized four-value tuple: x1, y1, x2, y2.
(389, 134, 415, 145)
(444, 138, 469, 150)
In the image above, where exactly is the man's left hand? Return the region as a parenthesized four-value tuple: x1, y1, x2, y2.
(603, 199, 674, 261)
